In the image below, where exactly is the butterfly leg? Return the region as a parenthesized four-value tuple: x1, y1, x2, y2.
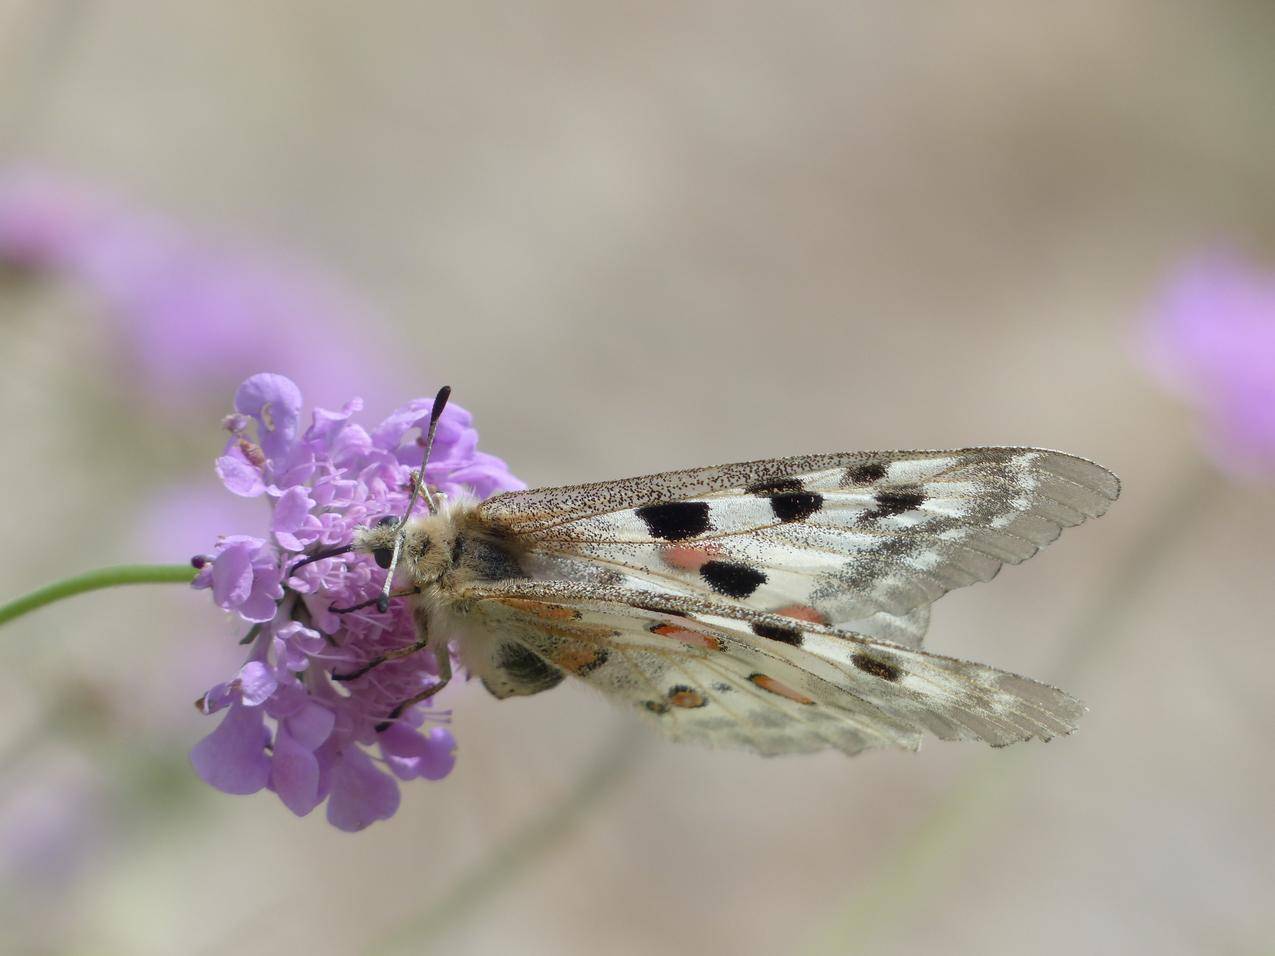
(375, 645, 452, 732)
(330, 587, 422, 614)
(333, 598, 434, 682)
(331, 630, 433, 682)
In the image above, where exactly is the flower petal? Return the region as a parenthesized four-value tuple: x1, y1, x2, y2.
(284, 702, 335, 750)
(215, 452, 266, 497)
(370, 399, 431, 452)
(272, 485, 313, 535)
(210, 542, 254, 608)
(239, 565, 283, 623)
(380, 724, 456, 781)
(190, 703, 270, 795)
(417, 727, 458, 781)
(269, 728, 322, 816)
(235, 374, 303, 463)
(326, 748, 401, 832)
(236, 661, 277, 706)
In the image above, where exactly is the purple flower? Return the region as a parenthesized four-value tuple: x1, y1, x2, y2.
(191, 373, 523, 829)
(206, 536, 284, 622)
(0, 168, 405, 414)
(1143, 254, 1275, 475)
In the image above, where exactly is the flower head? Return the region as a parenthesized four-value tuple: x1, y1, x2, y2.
(191, 373, 524, 830)
(1143, 253, 1275, 475)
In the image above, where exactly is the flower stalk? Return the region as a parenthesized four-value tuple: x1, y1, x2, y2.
(0, 563, 195, 628)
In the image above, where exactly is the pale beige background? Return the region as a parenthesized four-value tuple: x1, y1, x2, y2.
(1, 3, 1272, 954)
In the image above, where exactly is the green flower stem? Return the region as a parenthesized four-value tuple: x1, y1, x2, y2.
(0, 564, 196, 627)
(807, 461, 1218, 955)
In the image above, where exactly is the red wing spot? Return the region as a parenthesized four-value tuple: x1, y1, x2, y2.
(554, 647, 610, 676)
(651, 623, 724, 651)
(668, 685, 708, 708)
(773, 603, 827, 625)
(749, 673, 815, 705)
(660, 544, 721, 571)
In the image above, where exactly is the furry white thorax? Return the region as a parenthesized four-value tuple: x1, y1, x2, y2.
(348, 491, 516, 684)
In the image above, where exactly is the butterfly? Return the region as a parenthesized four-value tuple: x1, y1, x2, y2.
(294, 387, 1119, 756)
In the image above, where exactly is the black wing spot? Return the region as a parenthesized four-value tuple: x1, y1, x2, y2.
(495, 642, 565, 692)
(769, 491, 823, 522)
(711, 681, 733, 693)
(746, 477, 803, 495)
(751, 620, 803, 646)
(846, 462, 887, 485)
(851, 652, 903, 682)
(643, 700, 671, 715)
(636, 501, 712, 541)
(869, 488, 926, 518)
(700, 560, 767, 599)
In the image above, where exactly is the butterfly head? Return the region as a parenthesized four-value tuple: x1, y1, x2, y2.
(358, 514, 410, 570)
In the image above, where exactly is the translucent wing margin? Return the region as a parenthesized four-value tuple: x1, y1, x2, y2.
(461, 580, 1085, 756)
(478, 448, 1119, 644)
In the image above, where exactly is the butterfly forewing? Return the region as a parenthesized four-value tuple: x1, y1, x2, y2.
(478, 448, 1118, 644)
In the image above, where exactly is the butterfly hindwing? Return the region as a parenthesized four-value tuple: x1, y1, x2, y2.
(479, 447, 1118, 645)
(460, 581, 1084, 755)
(466, 585, 914, 755)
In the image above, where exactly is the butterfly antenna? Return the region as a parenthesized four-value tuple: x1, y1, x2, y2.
(376, 385, 452, 613)
(397, 385, 451, 524)
(287, 544, 354, 576)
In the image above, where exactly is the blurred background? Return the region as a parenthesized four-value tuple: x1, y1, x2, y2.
(1, 2, 1272, 953)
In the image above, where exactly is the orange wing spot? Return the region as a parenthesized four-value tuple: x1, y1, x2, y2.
(749, 673, 815, 705)
(773, 603, 827, 625)
(651, 623, 724, 651)
(668, 687, 708, 709)
(497, 598, 579, 620)
(553, 646, 608, 676)
(660, 544, 722, 571)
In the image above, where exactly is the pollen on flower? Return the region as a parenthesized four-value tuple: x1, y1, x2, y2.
(189, 373, 524, 830)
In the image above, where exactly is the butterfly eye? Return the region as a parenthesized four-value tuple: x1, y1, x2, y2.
(371, 515, 399, 567)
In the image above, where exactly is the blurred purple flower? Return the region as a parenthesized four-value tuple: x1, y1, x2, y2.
(191, 373, 523, 830)
(0, 168, 403, 413)
(1143, 254, 1275, 475)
